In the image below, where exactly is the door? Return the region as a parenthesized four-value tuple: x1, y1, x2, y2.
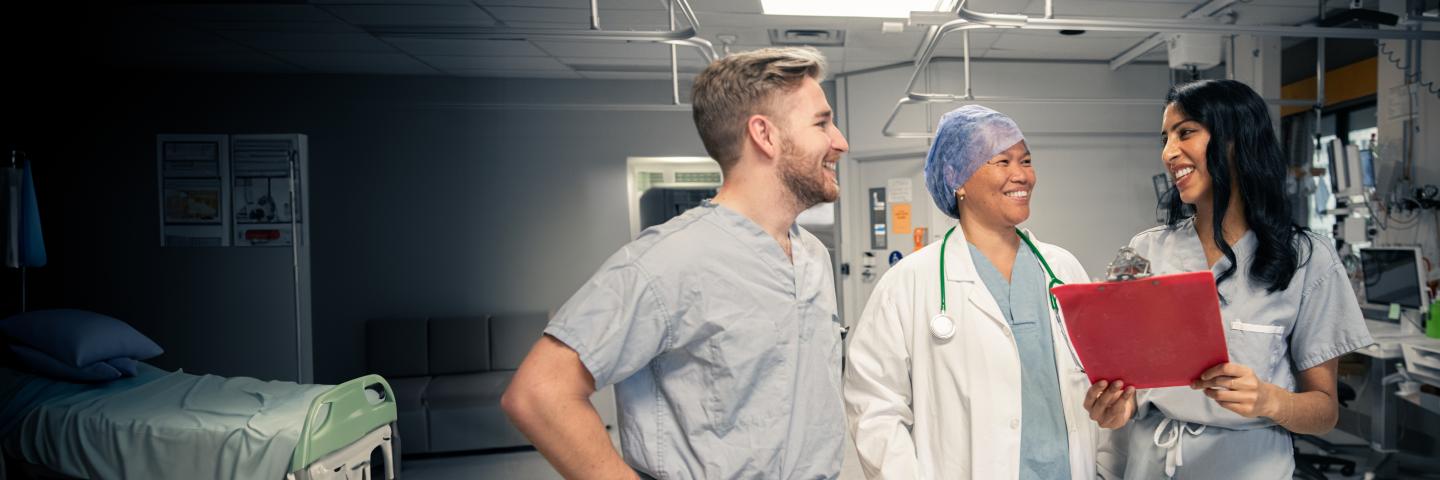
(840, 156, 948, 327)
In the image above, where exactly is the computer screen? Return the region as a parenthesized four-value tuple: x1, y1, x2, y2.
(1360, 247, 1427, 310)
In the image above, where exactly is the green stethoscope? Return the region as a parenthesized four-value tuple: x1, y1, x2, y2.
(930, 225, 1087, 371)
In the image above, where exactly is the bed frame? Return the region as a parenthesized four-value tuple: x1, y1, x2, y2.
(287, 374, 399, 480)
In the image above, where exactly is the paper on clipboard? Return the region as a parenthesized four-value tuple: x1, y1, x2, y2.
(1051, 271, 1229, 389)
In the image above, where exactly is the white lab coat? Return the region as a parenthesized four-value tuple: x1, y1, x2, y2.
(844, 225, 1099, 479)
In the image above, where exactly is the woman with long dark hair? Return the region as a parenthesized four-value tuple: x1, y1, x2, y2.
(1083, 79, 1372, 478)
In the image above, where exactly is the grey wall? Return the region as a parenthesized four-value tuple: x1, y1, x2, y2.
(42, 73, 706, 383)
(28, 77, 307, 382)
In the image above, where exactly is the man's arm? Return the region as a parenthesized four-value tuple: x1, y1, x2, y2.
(502, 335, 638, 480)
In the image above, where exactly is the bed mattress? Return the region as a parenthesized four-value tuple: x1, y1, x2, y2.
(3, 363, 331, 480)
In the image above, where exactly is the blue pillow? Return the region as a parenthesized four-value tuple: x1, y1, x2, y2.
(10, 344, 122, 382)
(0, 309, 163, 367)
(107, 356, 139, 376)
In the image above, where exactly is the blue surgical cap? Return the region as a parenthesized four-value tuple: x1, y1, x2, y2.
(923, 105, 1026, 219)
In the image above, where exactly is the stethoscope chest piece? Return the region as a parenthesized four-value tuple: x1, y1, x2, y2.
(929, 313, 956, 340)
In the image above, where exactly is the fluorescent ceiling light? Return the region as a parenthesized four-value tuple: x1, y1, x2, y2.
(761, 0, 957, 18)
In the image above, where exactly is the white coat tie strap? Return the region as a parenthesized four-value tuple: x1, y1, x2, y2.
(1152, 417, 1206, 478)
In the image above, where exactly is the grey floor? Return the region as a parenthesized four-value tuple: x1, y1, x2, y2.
(401, 431, 868, 480)
(398, 426, 1436, 480)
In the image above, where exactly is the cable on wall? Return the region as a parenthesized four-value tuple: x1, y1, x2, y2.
(1378, 40, 1440, 101)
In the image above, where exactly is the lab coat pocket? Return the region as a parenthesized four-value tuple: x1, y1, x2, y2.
(1226, 319, 1287, 375)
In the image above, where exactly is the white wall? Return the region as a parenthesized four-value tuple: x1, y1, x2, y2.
(836, 59, 1172, 323)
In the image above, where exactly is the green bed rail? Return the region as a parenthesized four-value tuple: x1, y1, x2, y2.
(290, 374, 398, 472)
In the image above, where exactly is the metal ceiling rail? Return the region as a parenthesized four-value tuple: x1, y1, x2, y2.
(1109, 0, 1240, 71)
(368, 0, 717, 62)
(883, 5, 1440, 138)
(369, 0, 715, 107)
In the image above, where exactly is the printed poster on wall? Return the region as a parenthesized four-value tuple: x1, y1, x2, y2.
(891, 202, 912, 235)
(232, 135, 303, 247)
(886, 178, 912, 203)
(158, 135, 229, 246)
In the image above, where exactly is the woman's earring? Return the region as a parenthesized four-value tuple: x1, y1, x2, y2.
(957, 193, 966, 201)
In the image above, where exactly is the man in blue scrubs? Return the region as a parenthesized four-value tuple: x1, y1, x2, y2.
(502, 46, 850, 479)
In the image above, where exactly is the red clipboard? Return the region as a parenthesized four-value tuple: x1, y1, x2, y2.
(1050, 271, 1229, 389)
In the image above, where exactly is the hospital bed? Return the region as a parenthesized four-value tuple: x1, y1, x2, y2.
(0, 362, 398, 480)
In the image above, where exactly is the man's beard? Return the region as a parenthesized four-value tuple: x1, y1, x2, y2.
(777, 138, 838, 209)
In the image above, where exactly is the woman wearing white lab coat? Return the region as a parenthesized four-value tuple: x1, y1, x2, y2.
(844, 105, 1099, 479)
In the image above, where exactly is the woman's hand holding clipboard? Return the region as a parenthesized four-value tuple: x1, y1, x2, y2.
(1050, 270, 1230, 389)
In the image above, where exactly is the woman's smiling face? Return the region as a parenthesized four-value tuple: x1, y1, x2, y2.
(1161, 103, 1213, 206)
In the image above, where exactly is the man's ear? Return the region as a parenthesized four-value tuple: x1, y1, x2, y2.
(747, 114, 781, 160)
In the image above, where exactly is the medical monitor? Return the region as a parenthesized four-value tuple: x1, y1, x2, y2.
(1328, 139, 1367, 198)
(1359, 246, 1428, 311)
(1358, 148, 1376, 188)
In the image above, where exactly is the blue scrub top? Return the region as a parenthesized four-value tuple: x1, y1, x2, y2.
(969, 242, 1072, 480)
(1100, 220, 1374, 479)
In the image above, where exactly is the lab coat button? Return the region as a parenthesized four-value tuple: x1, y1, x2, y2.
(1010, 419, 1020, 429)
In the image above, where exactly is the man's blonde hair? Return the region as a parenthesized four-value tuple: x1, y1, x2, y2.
(691, 47, 827, 171)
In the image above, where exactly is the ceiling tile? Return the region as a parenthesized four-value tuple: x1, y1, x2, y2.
(105, 26, 251, 56)
(149, 4, 336, 22)
(1231, 3, 1318, 25)
(473, 0, 670, 8)
(270, 52, 441, 74)
(217, 32, 398, 53)
(843, 45, 921, 62)
(689, 0, 765, 14)
(845, 30, 928, 49)
(106, 52, 306, 74)
(559, 56, 709, 66)
(387, 38, 547, 57)
(930, 30, 1007, 56)
(420, 55, 573, 70)
(562, 60, 707, 77)
(698, 11, 887, 30)
(532, 40, 673, 59)
(578, 71, 699, 80)
(321, 5, 497, 27)
(1049, 0, 1196, 18)
(985, 31, 1158, 60)
(695, 25, 771, 47)
(486, 6, 671, 28)
(309, 0, 473, 4)
(197, 21, 363, 34)
(444, 69, 585, 79)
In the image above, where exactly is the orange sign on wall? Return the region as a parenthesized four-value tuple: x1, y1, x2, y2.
(892, 203, 912, 234)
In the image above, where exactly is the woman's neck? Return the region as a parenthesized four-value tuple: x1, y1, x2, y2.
(960, 215, 1020, 280)
(1193, 188, 1249, 266)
